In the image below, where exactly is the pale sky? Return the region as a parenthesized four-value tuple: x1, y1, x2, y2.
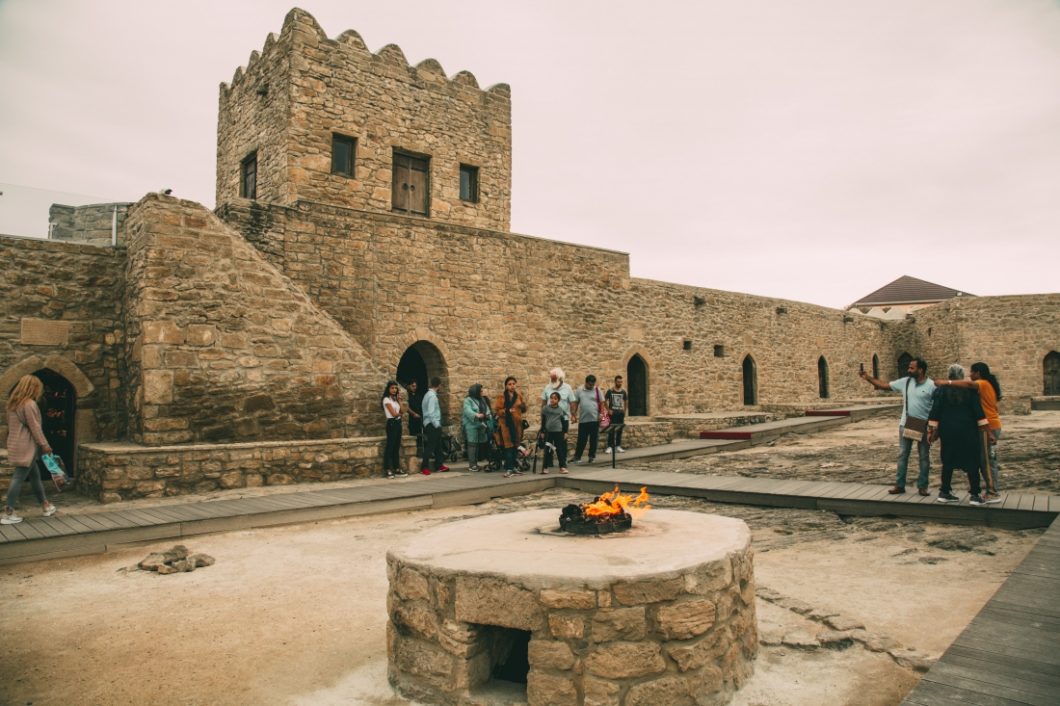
(1, 0, 1058, 308)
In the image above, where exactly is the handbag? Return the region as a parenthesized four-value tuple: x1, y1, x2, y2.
(901, 378, 927, 442)
(597, 388, 611, 429)
(41, 453, 68, 491)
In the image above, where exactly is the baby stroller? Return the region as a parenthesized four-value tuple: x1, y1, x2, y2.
(439, 427, 463, 464)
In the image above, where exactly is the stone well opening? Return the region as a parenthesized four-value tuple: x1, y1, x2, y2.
(386, 508, 758, 706)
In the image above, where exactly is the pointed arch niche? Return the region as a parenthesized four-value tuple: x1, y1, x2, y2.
(817, 356, 830, 399)
(742, 355, 757, 406)
(626, 354, 649, 417)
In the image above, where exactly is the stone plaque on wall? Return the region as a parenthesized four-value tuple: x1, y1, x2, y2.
(20, 318, 72, 346)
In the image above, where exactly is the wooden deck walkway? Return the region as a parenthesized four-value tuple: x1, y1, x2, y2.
(900, 516, 1060, 706)
(2, 466, 1055, 565)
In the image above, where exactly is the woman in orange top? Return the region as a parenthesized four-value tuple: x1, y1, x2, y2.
(937, 362, 1002, 504)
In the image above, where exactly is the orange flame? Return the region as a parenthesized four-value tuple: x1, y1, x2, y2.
(583, 486, 652, 519)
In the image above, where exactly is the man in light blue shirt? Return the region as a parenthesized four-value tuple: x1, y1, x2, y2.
(860, 358, 936, 495)
(419, 377, 448, 475)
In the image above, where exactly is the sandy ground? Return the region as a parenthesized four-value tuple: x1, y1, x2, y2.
(1, 412, 1055, 706)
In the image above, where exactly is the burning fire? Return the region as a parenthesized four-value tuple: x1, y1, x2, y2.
(582, 486, 652, 519)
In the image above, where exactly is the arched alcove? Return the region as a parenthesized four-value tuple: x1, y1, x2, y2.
(897, 352, 912, 379)
(742, 355, 757, 406)
(817, 356, 829, 399)
(397, 340, 449, 408)
(1045, 351, 1060, 395)
(33, 369, 77, 478)
(626, 355, 649, 417)
(872, 353, 880, 380)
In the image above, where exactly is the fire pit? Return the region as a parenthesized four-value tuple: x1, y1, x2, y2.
(559, 486, 649, 535)
(386, 504, 757, 706)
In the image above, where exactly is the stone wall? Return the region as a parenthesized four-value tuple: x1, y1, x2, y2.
(0, 234, 126, 447)
(904, 294, 1060, 411)
(121, 193, 388, 445)
(217, 8, 512, 231)
(48, 203, 130, 246)
(219, 200, 896, 422)
(77, 436, 417, 503)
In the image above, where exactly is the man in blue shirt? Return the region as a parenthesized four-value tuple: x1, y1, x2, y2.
(860, 357, 936, 495)
(419, 377, 448, 475)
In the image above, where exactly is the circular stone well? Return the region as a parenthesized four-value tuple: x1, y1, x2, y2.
(386, 509, 757, 706)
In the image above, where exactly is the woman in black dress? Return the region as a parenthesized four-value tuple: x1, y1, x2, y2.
(928, 364, 987, 505)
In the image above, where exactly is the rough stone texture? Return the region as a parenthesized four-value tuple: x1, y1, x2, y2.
(76, 435, 417, 502)
(216, 8, 511, 232)
(386, 510, 757, 706)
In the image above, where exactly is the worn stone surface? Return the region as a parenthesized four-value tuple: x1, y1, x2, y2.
(453, 576, 543, 631)
(590, 607, 647, 642)
(655, 598, 718, 640)
(584, 641, 666, 679)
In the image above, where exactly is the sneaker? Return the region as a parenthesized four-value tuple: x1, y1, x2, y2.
(503, 472, 514, 478)
(982, 492, 1001, 505)
(468, 465, 480, 472)
(1, 509, 23, 525)
(617, 446, 625, 453)
(918, 488, 930, 497)
(969, 495, 985, 506)
(42, 503, 57, 517)
(936, 492, 959, 504)
(540, 469, 549, 475)
(887, 486, 905, 494)
(570, 458, 582, 464)
(559, 468, 569, 474)
(438, 465, 450, 473)
(394, 471, 408, 478)
(386, 471, 395, 479)
(420, 469, 431, 476)
(513, 470, 525, 476)
(605, 447, 613, 454)
(587, 458, 595, 464)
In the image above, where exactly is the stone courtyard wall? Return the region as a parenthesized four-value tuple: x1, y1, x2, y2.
(902, 294, 1060, 411)
(121, 194, 387, 446)
(0, 234, 125, 447)
(218, 8, 512, 231)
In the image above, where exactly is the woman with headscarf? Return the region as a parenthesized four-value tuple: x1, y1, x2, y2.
(928, 364, 987, 505)
(494, 376, 528, 477)
(4, 375, 58, 524)
(462, 384, 492, 471)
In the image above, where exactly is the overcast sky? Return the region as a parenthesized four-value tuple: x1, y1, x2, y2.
(1, 0, 1058, 308)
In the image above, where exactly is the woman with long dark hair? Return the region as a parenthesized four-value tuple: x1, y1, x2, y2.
(928, 364, 987, 505)
(493, 376, 527, 477)
(937, 361, 1003, 503)
(381, 381, 408, 479)
(4, 375, 57, 524)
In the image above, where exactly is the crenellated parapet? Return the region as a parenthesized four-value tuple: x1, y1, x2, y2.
(217, 8, 512, 230)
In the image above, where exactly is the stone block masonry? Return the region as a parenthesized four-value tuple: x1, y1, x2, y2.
(121, 193, 388, 446)
(77, 436, 418, 503)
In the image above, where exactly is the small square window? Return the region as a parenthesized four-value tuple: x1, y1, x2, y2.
(240, 151, 257, 200)
(459, 164, 479, 203)
(683, 339, 693, 351)
(332, 133, 356, 177)
(714, 345, 725, 357)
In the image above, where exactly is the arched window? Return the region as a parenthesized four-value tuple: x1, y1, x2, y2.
(817, 356, 829, 399)
(626, 355, 649, 416)
(872, 353, 880, 379)
(742, 355, 757, 405)
(1045, 351, 1060, 396)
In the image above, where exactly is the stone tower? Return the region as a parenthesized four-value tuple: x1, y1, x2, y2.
(216, 8, 513, 232)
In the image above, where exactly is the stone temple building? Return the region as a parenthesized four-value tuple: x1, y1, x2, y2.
(1, 8, 1058, 502)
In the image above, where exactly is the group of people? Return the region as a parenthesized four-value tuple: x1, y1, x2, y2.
(379, 368, 630, 479)
(859, 359, 1003, 505)
(2, 375, 59, 525)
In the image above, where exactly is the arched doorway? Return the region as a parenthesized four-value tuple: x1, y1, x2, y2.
(817, 356, 829, 399)
(33, 369, 77, 478)
(872, 354, 880, 379)
(1045, 351, 1060, 395)
(397, 340, 448, 402)
(897, 352, 912, 379)
(742, 355, 757, 405)
(627, 355, 648, 416)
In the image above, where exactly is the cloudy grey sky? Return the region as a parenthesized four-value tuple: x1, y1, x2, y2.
(1, 0, 1058, 308)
